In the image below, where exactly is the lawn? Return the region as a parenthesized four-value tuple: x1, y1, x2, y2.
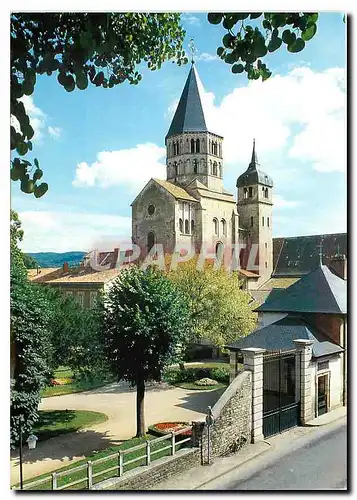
(41, 367, 115, 398)
(19, 432, 189, 490)
(33, 410, 108, 441)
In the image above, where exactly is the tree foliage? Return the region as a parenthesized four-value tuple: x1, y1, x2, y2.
(101, 266, 191, 436)
(167, 257, 257, 348)
(11, 12, 186, 196)
(208, 12, 319, 81)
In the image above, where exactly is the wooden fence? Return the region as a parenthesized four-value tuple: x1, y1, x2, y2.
(17, 426, 192, 491)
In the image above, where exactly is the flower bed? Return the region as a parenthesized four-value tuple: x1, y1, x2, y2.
(148, 421, 192, 437)
(50, 377, 73, 386)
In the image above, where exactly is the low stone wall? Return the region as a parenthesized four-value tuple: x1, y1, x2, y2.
(92, 448, 200, 490)
(193, 370, 252, 458)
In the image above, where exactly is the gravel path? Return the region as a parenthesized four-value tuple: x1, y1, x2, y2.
(11, 381, 225, 485)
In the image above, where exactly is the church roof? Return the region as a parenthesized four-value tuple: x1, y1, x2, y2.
(236, 139, 273, 188)
(166, 63, 209, 138)
(255, 264, 347, 315)
(153, 178, 198, 202)
(272, 233, 347, 277)
(226, 315, 343, 358)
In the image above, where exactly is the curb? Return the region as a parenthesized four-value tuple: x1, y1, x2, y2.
(193, 443, 271, 490)
(304, 409, 347, 428)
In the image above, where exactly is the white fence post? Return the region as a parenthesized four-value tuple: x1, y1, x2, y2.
(171, 432, 175, 455)
(118, 451, 124, 476)
(52, 472, 58, 490)
(87, 460, 93, 489)
(146, 441, 151, 466)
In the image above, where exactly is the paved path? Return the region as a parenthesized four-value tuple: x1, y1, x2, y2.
(10, 381, 224, 486)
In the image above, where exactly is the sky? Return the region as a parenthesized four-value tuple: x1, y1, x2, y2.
(11, 12, 347, 253)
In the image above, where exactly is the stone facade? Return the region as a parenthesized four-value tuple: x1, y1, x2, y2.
(192, 370, 252, 459)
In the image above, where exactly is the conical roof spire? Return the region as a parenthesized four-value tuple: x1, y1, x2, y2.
(249, 138, 259, 169)
(166, 64, 208, 138)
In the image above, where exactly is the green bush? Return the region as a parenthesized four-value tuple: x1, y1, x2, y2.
(210, 366, 230, 384)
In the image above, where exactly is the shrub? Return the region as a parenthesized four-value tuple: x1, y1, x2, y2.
(195, 378, 218, 386)
(210, 366, 230, 384)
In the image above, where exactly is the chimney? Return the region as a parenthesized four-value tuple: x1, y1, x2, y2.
(63, 262, 69, 273)
(329, 254, 347, 280)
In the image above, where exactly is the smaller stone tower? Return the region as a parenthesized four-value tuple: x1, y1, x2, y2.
(236, 140, 273, 285)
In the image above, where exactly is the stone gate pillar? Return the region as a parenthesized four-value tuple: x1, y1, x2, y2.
(293, 339, 314, 424)
(241, 347, 266, 443)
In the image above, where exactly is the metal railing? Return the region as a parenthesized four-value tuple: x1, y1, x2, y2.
(18, 426, 192, 491)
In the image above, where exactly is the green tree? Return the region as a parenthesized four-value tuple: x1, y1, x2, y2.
(22, 253, 39, 269)
(208, 12, 319, 81)
(11, 13, 186, 196)
(101, 266, 191, 437)
(168, 257, 257, 348)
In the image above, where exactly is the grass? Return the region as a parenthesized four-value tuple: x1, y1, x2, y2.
(174, 361, 228, 370)
(33, 410, 108, 441)
(41, 367, 115, 398)
(173, 381, 227, 391)
(18, 433, 189, 491)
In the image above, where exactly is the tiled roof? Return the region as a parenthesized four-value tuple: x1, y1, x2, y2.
(153, 179, 198, 202)
(272, 233, 347, 277)
(166, 64, 209, 138)
(237, 140, 273, 188)
(256, 264, 347, 315)
(29, 266, 121, 285)
(196, 189, 235, 203)
(226, 315, 344, 358)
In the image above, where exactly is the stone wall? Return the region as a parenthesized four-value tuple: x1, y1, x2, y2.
(193, 370, 252, 459)
(92, 448, 201, 490)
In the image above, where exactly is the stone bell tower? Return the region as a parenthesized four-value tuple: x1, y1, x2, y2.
(237, 140, 274, 285)
(165, 62, 224, 193)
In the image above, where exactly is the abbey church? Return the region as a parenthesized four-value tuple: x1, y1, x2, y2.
(131, 63, 274, 288)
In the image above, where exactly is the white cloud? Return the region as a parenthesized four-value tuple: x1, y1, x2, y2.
(181, 14, 200, 25)
(11, 96, 62, 143)
(193, 66, 346, 175)
(72, 143, 166, 190)
(197, 52, 217, 62)
(48, 126, 62, 139)
(19, 210, 132, 253)
(273, 195, 301, 209)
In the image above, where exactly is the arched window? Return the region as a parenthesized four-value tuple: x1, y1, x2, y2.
(209, 139, 211, 154)
(265, 188, 269, 199)
(191, 138, 195, 153)
(180, 139, 183, 153)
(243, 187, 248, 199)
(213, 218, 218, 235)
(250, 216, 253, 227)
(178, 160, 182, 175)
(248, 187, 253, 198)
(173, 161, 178, 177)
(185, 159, 190, 174)
(196, 139, 200, 153)
(221, 219, 227, 236)
(219, 143, 222, 157)
(185, 219, 189, 234)
(215, 242, 224, 260)
(267, 217, 270, 227)
(200, 158, 206, 172)
(186, 138, 189, 153)
(193, 159, 198, 173)
(147, 232, 155, 252)
(191, 220, 195, 232)
(213, 162, 217, 176)
(179, 218, 183, 233)
(262, 217, 265, 226)
(176, 140, 180, 154)
(218, 162, 221, 177)
(209, 160, 212, 174)
(173, 142, 176, 156)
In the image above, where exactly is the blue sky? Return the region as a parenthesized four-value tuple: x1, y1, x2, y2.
(12, 12, 346, 253)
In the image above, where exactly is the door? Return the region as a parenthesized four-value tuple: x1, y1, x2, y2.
(317, 374, 329, 416)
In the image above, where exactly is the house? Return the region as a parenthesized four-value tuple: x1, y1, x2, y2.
(227, 261, 347, 428)
(28, 261, 121, 308)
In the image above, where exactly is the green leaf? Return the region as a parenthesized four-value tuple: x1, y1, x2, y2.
(76, 72, 88, 90)
(207, 13, 223, 24)
(288, 38, 305, 53)
(64, 75, 75, 92)
(282, 30, 296, 45)
(34, 182, 49, 198)
(268, 36, 282, 53)
(225, 52, 237, 64)
(21, 179, 34, 194)
(223, 33, 235, 49)
(217, 46, 225, 57)
(250, 13, 262, 19)
(33, 169, 43, 182)
(302, 23, 317, 42)
(232, 14, 249, 20)
(262, 19, 272, 30)
(34, 158, 39, 169)
(16, 142, 28, 156)
(232, 63, 244, 74)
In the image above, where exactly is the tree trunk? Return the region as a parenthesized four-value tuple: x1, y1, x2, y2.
(136, 378, 145, 437)
(179, 361, 185, 371)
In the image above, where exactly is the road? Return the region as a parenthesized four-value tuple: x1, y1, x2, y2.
(201, 419, 347, 491)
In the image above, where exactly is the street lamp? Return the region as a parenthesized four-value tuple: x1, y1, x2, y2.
(18, 418, 38, 490)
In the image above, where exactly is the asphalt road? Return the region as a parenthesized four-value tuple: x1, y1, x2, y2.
(212, 421, 347, 490)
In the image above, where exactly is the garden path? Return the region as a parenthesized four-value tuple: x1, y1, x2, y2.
(10, 380, 225, 486)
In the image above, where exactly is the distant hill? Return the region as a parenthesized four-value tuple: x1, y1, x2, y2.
(27, 251, 86, 268)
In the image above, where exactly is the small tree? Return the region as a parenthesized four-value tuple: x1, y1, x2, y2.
(102, 266, 191, 437)
(167, 256, 257, 349)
